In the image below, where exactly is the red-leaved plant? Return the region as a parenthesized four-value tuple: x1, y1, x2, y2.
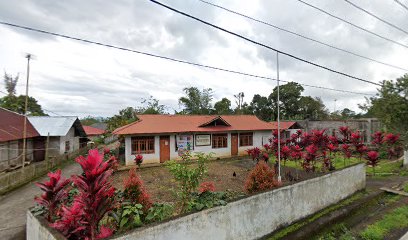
(34, 169, 70, 222)
(244, 161, 279, 193)
(123, 168, 152, 212)
(53, 149, 117, 240)
(246, 147, 262, 163)
(134, 154, 144, 167)
(198, 181, 216, 194)
(366, 151, 379, 175)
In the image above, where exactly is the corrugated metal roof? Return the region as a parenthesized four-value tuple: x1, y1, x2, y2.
(28, 116, 85, 137)
(0, 108, 39, 142)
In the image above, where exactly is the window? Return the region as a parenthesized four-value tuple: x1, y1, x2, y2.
(131, 136, 155, 154)
(65, 141, 70, 152)
(212, 133, 228, 148)
(239, 132, 253, 146)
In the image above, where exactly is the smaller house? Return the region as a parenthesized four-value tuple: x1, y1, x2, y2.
(28, 116, 87, 157)
(0, 108, 42, 171)
(83, 125, 106, 141)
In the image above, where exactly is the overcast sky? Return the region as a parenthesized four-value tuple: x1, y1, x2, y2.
(0, 0, 407, 118)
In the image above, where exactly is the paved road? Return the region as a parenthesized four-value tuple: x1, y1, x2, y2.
(0, 163, 82, 240)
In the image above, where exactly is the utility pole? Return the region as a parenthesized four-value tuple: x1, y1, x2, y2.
(276, 52, 281, 183)
(22, 53, 32, 170)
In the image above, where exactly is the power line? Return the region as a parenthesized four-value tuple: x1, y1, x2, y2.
(344, 0, 408, 35)
(149, 0, 382, 87)
(197, 0, 408, 72)
(0, 22, 376, 99)
(296, 0, 408, 49)
(394, 0, 408, 11)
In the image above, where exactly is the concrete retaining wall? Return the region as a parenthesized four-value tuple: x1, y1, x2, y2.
(27, 164, 366, 240)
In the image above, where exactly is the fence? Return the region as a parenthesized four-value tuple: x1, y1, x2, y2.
(0, 146, 90, 195)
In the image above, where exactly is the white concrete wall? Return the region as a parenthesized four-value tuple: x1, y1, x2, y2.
(125, 131, 273, 166)
(404, 150, 408, 168)
(58, 127, 80, 155)
(25, 164, 366, 240)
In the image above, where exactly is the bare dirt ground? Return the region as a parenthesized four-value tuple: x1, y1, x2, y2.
(112, 158, 322, 203)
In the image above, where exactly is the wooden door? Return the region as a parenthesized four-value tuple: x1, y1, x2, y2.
(33, 138, 46, 162)
(160, 136, 170, 163)
(231, 133, 238, 156)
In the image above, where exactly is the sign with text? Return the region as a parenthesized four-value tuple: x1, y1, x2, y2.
(195, 134, 211, 146)
(177, 134, 193, 156)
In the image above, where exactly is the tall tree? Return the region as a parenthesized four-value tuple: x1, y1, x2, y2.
(234, 92, 245, 113)
(107, 107, 137, 132)
(298, 96, 329, 120)
(361, 74, 408, 147)
(213, 98, 232, 115)
(249, 94, 273, 121)
(0, 95, 46, 116)
(136, 96, 166, 114)
(4, 72, 18, 96)
(268, 82, 304, 120)
(178, 87, 213, 114)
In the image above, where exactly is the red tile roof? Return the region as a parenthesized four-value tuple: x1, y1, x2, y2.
(0, 108, 39, 142)
(83, 125, 106, 136)
(113, 115, 298, 135)
(269, 121, 299, 130)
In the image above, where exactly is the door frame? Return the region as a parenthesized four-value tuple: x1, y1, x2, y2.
(231, 133, 238, 156)
(159, 135, 170, 163)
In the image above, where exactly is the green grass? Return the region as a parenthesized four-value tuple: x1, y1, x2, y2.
(404, 183, 408, 193)
(267, 191, 367, 240)
(280, 153, 361, 171)
(360, 205, 408, 240)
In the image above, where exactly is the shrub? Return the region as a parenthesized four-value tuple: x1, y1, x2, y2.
(366, 151, 379, 175)
(165, 152, 211, 212)
(53, 149, 117, 239)
(198, 181, 216, 194)
(145, 203, 174, 223)
(246, 147, 261, 162)
(244, 161, 278, 193)
(34, 169, 70, 222)
(122, 168, 152, 212)
(134, 154, 143, 167)
(187, 191, 227, 211)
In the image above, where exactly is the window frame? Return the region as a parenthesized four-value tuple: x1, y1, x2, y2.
(239, 132, 253, 147)
(212, 133, 228, 149)
(131, 136, 155, 154)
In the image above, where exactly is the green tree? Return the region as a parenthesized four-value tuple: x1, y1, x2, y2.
(248, 94, 273, 121)
(362, 74, 408, 147)
(298, 96, 329, 120)
(268, 82, 304, 120)
(0, 95, 46, 116)
(178, 87, 213, 114)
(107, 107, 137, 132)
(136, 96, 166, 114)
(213, 98, 232, 115)
(80, 116, 102, 126)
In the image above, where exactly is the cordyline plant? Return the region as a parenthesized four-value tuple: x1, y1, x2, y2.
(246, 147, 262, 163)
(384, 133, 402, 159)
(53, 149, 117, 240)
(244, 161, 279, 193)
(134, 154, 143, 168)
(34, 169, 70, 222)
(366, 151, 379, 175)
(341, 144, 352, 167)
(339, 126, 351, 143)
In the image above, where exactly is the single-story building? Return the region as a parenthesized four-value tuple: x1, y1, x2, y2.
(83, 125, 106, 141)
(113, 114, 301, 165)
(0, 108, 43, 171)
(28, 116, 88, 157)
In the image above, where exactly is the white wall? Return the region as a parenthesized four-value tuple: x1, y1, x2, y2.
(58, 127, 80, 155)
(125, 131, 273, 166)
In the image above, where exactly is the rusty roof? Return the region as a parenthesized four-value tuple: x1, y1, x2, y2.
(113, 115, 298, 135)
(0, 108, 39, 142)
(83, 125, 106, 136)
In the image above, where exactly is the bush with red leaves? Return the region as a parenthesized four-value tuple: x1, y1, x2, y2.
(198, 181, 216, 194)
(134, 154, 143, 167)
(53, 149, 117, 240)
(339, 126, 351, 143)
(34, 169, 70, 222)
(246, 147, 262, 162)
(372, 131, 384, 147)
(366, 151, 379, 175)
(123, 168, 152, 212)
(244, 161, 278, 193)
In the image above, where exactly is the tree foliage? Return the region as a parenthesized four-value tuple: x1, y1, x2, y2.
(362, 74, 408, 147)
(107, 107, 137, 132)
(4, 72, 18, 96)
(0, 95, 46, 116)
(178, 87, 213, 114)
(135, 96, 166, 114)
(213, 97, 233, 114)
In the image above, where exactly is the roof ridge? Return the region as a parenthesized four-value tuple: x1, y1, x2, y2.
(112, 119, 142, 134)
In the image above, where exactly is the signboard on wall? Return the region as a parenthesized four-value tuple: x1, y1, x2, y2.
(195, 134, 211, 146)
(176, 134, 193, 156)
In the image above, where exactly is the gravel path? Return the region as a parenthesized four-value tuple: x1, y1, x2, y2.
(0, 162, 82, 240)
